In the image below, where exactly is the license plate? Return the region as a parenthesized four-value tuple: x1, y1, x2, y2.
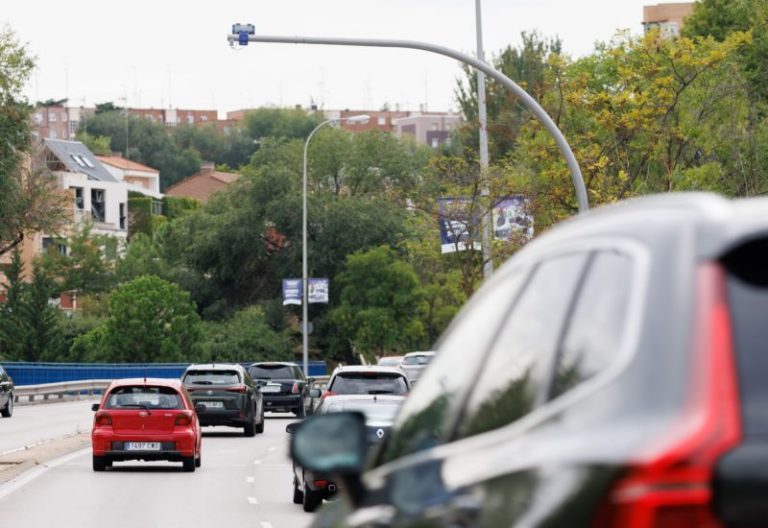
(260, 385, 281, 393)
(125, 442, 161, 451)
(200, 401, 224, 408)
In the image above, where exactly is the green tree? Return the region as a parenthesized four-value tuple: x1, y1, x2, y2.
(330, 246, 426, 360)
(102, 275, 202, 362)
(199, 306, 292, 363)
(75, 131, 112, 155)
(241, 107, 323, 141)
(0, 250, 28, 360)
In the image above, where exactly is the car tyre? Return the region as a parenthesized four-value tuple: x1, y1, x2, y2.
(295, 402, 306, 418)
(293, 477, 304, 504)
(195, 452, 201, 468)
(182, 456, 196, 472)
(302, 481, 322, 512)
(255, 411, 265, 434)
(1, 394, 13, 418)
(244, 419, 256, 437)
(92, 456, 107, 472)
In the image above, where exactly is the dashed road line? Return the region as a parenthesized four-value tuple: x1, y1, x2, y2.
(246, 476, 255, 483)
(260, 522, 274, 528)
(247, 496, 259, 505)
(268, 446, 277, 452)
(253, 459, 262, 465)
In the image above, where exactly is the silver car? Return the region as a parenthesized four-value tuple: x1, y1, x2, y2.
(399, 351, 435, 384)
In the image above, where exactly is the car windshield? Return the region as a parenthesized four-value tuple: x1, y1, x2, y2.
(105, 386, 183, 409)
(325, 400, 403, 423)
(403, 354, 432, 366)
(183, 370, 240, 385)
(378, 357, 402, 367)
(249, 365, 295, 379)
(330, 373, 408, 395)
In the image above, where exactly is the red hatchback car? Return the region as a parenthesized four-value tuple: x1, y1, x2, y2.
(91, 378, 203, 472)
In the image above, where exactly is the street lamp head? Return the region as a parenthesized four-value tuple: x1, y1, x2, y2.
(344, 114, 370, 125)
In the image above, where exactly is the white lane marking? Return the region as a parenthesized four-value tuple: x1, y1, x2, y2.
(247, 496, 259, 505)
(246, 476, 255, 483)
(268, 446, 277, 452)
(0, 447, 90, 501)
(260, 522, 274, 528)
(253, 459, 262, 465)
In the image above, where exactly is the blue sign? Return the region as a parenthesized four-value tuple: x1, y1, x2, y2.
(282, 279, 302, 306)
(438, 197, 482, 254)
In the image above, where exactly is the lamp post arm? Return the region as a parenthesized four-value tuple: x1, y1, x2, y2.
(229, 33, 589, 213)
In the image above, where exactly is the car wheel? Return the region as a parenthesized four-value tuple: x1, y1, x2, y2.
(302, 481, 322, 512)
(92, 456, 107, 472)
(244, 419, 256, 437)
(255, 411, 265, 434)
(1, 394, 12, 418)
(182, 456, 196, 472)
(295, 402, 306, 418)
(195, 451, 201, 468)
(293, 477, 304, 504)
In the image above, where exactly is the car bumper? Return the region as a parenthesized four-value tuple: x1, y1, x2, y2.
(263, 394, 301, 412)
(196, 409, 249, 427)
(92, 429, 197, 458)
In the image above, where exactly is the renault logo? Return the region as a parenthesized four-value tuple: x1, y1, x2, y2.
(207, 390, 213, 395)
(376, 428, 385, 439)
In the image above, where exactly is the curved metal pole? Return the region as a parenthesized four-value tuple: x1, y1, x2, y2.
(228, 33, 589, 213)
(302, 118, 339, 377)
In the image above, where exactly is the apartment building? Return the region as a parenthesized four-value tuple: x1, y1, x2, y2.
(393, 112, 461, 148)
(164, 163, 239, 204)
(643, 2, 695, 38)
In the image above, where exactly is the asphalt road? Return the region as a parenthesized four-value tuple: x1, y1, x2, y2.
(0, 399, 95, 455)
(0, 408, 314, 528)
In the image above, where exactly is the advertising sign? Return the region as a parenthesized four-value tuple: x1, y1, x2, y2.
(308, 278, 329, 304)
(282, 279, 302, 306)
(493, 196, 534, 241)
(437, 197, 482, 254)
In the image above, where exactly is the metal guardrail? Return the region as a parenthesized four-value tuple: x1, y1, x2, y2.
(14, 379, 111, 404)
(13, 376, 330, 405)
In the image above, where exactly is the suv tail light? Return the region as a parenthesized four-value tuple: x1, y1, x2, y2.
(227, 386, 248, 393)
(592, 263, 741, 528)
(175, 411, 193, 426)
(94, 411, 112, 427)
(291, 382, 300, 394)
(322, 390, 336, 400)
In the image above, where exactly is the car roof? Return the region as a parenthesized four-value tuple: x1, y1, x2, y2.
(249, 361, 297, 367)
(332, 365, 407, 376)
(184, 363, 245, 372)
(403, 351, 435, 357)
(108, 378, 183, 389)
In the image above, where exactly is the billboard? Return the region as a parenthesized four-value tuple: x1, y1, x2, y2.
(437, 197, 482, 254)
(493, 196, 534, 241)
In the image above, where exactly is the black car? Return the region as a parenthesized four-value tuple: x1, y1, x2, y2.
(288, 394, 405, 513)
(248, 362, 313, 416)
(181, 363, 264, 436)
(291, 193, 768, 527)
(0, 364, 13, 418)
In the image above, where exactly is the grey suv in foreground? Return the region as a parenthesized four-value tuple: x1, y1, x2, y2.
(291, 193, 768, 527)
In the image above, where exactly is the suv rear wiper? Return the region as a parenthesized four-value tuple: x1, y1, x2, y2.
(368, 390, 395, 395)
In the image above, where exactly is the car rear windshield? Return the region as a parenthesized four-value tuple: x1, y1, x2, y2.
(329, 373, 408, 395)
(249, 365, 295, 380)
(723, 239, 768, 437)
(402, 354, 432, 366)
(105, 386, 183, 409)
(183, 370, 241, 385)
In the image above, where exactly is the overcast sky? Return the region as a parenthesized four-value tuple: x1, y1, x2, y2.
(2, 0, 654, 117)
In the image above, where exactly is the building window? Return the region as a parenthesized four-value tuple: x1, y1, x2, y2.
(431, 138, 439, 148)
(151, 199, 163, 216)
(50, 112, 57, 122)
(42, 237, 67, 256)
(50, 130, 57, 139)
(187, 115, 194, 124)
(91, 189, 106, 222)
(34, 112, 43, 123)
(70, 120, 78, 134)
(201, 115, 208, 121)
(71, 187, 84, 209)
(119, 203, 126, 230)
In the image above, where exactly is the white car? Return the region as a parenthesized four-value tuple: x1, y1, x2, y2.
(399, 351, 436, 384)
(323, 365, 410, 397)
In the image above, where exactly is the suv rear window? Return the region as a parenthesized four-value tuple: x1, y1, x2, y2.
(249, 365, 296, 380)
(330, 373, 408, 395)
(724, 239, 768, 437)
(105, 386, 183, 409)
(183, 370, 241, 385)
(403, 355, 432, 366)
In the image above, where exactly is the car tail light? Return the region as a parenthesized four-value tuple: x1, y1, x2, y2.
(592, 263, 741, 528)
(227, 386, 248, 393)
(291, 382, 299, 394)
(175, 411, 193, 426)
(94, 411, 112, 427)
(322, 390, 336, 400)
(313, 479, 328, 488)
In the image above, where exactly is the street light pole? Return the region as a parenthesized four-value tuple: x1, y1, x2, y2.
(475, 0, 493, 280)
(302, 114, 370, 377)
(228, 31, 589, 213)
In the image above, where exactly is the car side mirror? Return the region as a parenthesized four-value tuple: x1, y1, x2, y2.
(290, 411, 368, 505)
(309, 388, 321, 399)
(91, 403, 100, 412)
(194, 403, 207, 413)
(286, 422, 300, 434)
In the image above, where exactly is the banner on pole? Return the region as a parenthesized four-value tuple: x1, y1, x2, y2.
(308, 278, 329, 304)
(492, 195, 534, 241)
(437, 197, 482, 254)
(282, 279, 302, 306)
